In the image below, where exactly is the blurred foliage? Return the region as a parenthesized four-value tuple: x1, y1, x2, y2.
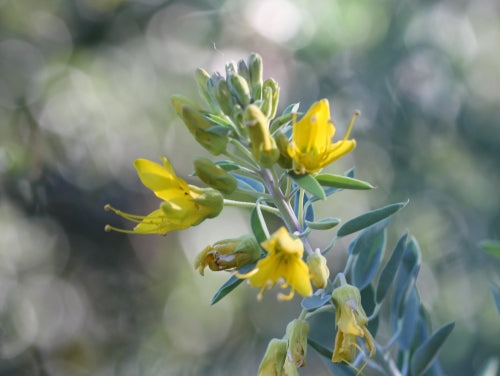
(0, 0, 499, 375)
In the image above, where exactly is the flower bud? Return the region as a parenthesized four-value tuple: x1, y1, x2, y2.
(274, 132, 293, 169)
(307, 249, 330, 289)
(237, 59, 250, 83)
(248, 52, 263, 100)
(262, 78, 279, 119)
(171, 95, 203, 117)
(244, 104, 279, 168)
(258, 338, 287, 376)
(213, 76, 235, 116)
(195, 235, 261, 275)
(225, 61, 237, 77)
(228, 74, 252, 108)
(180, 104, 228, 155)
(189, 186, 224, 220)
(193, 157, 237, 195)
(285, 319, 309, 368)
(194, 68, 216, 111)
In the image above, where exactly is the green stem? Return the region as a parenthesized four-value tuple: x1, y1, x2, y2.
(260, 168, 314, 254)
(298, 188, 305, 228)
(223, 199, 280, 216)
(304, 304, 334, 320)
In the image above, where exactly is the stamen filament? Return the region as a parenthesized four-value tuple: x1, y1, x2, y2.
(343, 110, 360, 141)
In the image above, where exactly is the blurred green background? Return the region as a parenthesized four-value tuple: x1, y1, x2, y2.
(1, 0, 499, 375)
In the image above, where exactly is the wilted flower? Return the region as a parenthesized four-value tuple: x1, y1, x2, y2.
(258, 338, 288, 376)
(331, 284, 375, 364)
(194, 235, 261, 275)
(288, 99, 357, 175)
(236, 227, 312, 301)
(105, 157, 222, 235)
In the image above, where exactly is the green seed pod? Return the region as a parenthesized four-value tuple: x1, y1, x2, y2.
(193, 157, 238, 195)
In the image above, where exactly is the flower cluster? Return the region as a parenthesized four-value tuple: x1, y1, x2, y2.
(104, 53, 449, 375)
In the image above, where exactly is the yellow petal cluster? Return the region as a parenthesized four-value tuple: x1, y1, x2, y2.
(236, 227, 312, 301)
(105, 157, 222, 235)
(288, 99, 357, 175)
(331, 284, 375, 365)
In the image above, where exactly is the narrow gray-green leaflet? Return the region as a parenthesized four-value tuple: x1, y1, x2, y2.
(352, 229, 386, 289)
(305, 217, 340, 230)
(289, 172, 326, 200)
(250, 204, 268, 244)
(210, 263, 255, 305)
(410, 322, 455, 376)
(337, 201, 408, 237)
(376, 231, 408, 303)
(315, 173, 374, 190)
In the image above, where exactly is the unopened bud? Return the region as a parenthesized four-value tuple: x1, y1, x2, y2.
(248, 52, 263, 100)
(189, 186, 224, 220)
(194, 68, 216, 110)
(194, 234, 261, 275)
(237, 59, 250, 83)
(262, 78, 279, 119)
(228, 74, 252, 108)
(285, 319, 309, 368)
(258, 338, 287, 376)
(244, 104, 279, 168)
(307, 249, 330, 289)
(193, 157, 237, 195)
(171, 95, 203, 118)
(213, 76, 235, 116)
(274, 132, 293, 169)
(225, 61, 237, 77)
(180, 104, 228, 155)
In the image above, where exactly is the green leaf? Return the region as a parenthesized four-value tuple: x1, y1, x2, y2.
(270, 112, 293, 134)
(215, 160, 240, 171)
(251, 204, 268, 244)
(490, 282, 500, 315)
(376, 231, 408, 304)
(480, 240, 500, 258)
(306, 217, 340, 230)
(232, 173, 265, 193)
(289, 172, 326, 200)
(210, 263, 255, 305)
(282, 102, 300, 115)
(307, 337, 333, 359)
(397, 288, 420, 350)
(361, 285, 379, 336)
(337, 201, 408, 237)
(204, 113, 234, 127)
(206, 124, 232, 136)
(410, 322, 455, 376)
(352, 229, 386, 290)
(301, 292, 332, 312)
(315, 173, 374, 190)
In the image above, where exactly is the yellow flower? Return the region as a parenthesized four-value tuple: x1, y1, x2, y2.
(288, 99, 357, 175)
(331, 284, 375, 365)
(105, 157, 222, 235)
(236, 227, 312, 301)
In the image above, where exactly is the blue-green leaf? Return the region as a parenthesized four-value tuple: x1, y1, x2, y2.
(337, 201, 408, 237)
(204, 113, 234, 127)
(301, 293, 332, 312)
(480, 240, 500, 258)
(206, 124, 232, 136)
(348, 218, 390, 256)
(232, 173, 265, 193)
(251, 205, 267, 244)
(282, 102, 300, 115)
(397, 288, 420, 350)
(306, 217, 340, 230)
(210, 263, 255, 305)
(307, 338, 333, 360)
(490, 282, 500, 315)
(315, 173, 374, 190)
(270, 113, 294, 134)
(376, 231, 408, 304)
(215, 160, 240, 171)
(289, 173, 326, 200)
(410, 322, 455, 376)
(352, 229, 386, 290)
